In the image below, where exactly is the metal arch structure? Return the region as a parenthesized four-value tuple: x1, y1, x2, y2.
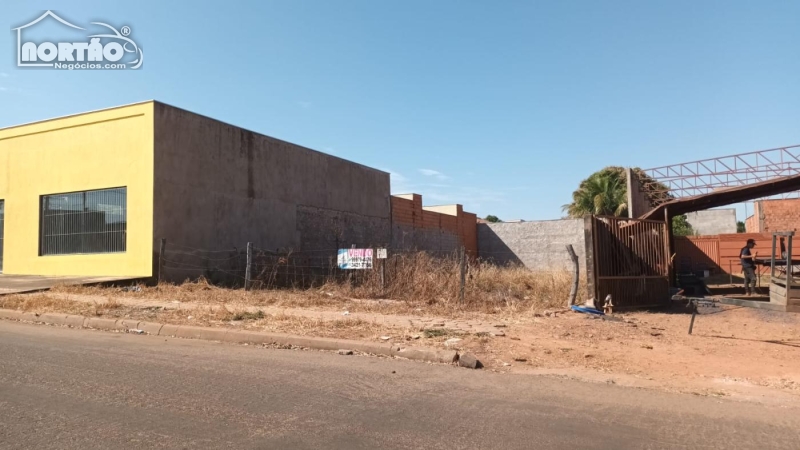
(642, 145, 800, 206)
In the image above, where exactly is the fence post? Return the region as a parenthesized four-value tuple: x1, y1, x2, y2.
(158, 239, 166, 284)
(349, 244, 356, 287)
(565, 244, 579, 307)
(245, 242, 253, 291)
(459, 246, 466, 304)
(381, 257, 386, 293)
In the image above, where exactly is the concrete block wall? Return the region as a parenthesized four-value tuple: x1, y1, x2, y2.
(477, 219, 587, 276)
(390, 194, 478, 256)
(685, 209, 736, 235)
(152, 102, 391, 282)
(745, 199, 800, 233)
(295, 205, 390, 252)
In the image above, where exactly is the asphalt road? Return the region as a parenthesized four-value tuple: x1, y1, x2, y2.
(1, 321, 798, 449)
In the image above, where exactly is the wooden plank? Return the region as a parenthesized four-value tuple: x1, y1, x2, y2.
(770, 289, 788, 305)
(720, 297, 786, 311)
(597, 275, 669, 280)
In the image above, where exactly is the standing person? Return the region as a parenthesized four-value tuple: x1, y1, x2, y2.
(740, 239, 758, 296)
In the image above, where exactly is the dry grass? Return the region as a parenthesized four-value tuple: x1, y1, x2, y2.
(47, 252, 581, 318)
(0, 293, 124, 317)
(322, 253, 581, 314)
(0, 292, 405, 341)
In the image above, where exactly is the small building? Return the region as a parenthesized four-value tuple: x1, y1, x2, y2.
(0, 101, 390, 280)
(745, 198, 800, 234)
(389, 194, 477, 256)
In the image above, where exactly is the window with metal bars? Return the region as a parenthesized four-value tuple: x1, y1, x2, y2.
(40, 187, 127, 256)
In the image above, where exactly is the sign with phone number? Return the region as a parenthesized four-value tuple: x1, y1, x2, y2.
(337, 248, 374, 269)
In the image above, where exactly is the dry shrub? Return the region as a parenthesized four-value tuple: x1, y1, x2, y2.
(321, 252, 582, 313)
(0, 293, 73, 312)
(0, 293, 125, 316)
(43, 252, 583, 316)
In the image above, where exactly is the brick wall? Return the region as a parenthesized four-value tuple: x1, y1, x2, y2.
(744, 213, 758, 233)
(750, 198, 800, 233)
(390, 194, 478, 256)
(626, 168, 654, 218)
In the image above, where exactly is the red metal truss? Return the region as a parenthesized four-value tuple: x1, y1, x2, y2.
(642, 145, 800, 205)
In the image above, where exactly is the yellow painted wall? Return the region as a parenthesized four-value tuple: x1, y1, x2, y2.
(422, 204, 461, 216)
(0, 102, 154, 277)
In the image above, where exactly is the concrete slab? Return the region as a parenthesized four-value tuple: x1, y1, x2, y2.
(719, 297, 787, 311)
(0, 274, 142, 295)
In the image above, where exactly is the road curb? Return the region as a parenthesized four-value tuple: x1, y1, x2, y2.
(0, 308, 460, 365)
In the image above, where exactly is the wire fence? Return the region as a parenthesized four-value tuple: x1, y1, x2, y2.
(157, 239, 477, 296)
(155, 239, 581, 310)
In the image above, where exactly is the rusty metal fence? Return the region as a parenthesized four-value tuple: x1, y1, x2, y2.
(589, 216, 670, 309)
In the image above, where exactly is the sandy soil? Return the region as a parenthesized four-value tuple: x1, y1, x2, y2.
(4, 289, 800, 404)
(454, 304, 800, 401)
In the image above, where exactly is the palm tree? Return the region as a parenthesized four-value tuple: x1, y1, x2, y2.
(563, 172, 628, 217)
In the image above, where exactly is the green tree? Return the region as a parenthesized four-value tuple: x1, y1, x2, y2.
(737, 221, 746, 233)
(672, 214, 694, 236)
(563, 166, 672, 218)
(484, 215, 500, 223)
(563, 173, 628, 217)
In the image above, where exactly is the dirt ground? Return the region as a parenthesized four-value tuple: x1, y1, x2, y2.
(470, 304, 800, 401)
(3, 285, 800, 404)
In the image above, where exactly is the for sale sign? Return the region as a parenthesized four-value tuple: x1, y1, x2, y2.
(337, 248, 373, 269)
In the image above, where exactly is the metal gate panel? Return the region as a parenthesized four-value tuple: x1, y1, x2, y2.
(592, 216, 670, 308)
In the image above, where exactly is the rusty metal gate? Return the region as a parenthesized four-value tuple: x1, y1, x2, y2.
(590, 216, 670, 309)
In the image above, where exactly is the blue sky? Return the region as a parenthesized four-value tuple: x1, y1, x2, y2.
(2, 1, 800, 222)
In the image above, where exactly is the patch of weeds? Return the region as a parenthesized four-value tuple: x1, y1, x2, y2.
(232, 310, 266, 321)
(474, 331, 491, 337)
(424, 328, 452, 338)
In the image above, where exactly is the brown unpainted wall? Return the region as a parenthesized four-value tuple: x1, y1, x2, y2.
(744, 208, 759, 234)
(152, 102, 391, 282)
(744, 198, 800, 234)
(390, 194, 477, 256)
(626, 168, 654, 218)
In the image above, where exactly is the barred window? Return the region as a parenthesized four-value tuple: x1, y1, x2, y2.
(40, 187, 127, 255)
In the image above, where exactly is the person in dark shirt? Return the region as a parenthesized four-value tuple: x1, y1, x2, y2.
(740, 239, 758, 296)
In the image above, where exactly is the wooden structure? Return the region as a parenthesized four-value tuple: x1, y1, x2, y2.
(767, 232, 800, 312)
(585, 215, 671, 309)
(718, 231, 800, 312)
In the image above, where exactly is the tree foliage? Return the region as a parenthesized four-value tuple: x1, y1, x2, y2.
(563, 166, 671, 218)
(737, 221, 746, 233)
(484, 215, 500, 223)
(672, 214, 694, 236)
